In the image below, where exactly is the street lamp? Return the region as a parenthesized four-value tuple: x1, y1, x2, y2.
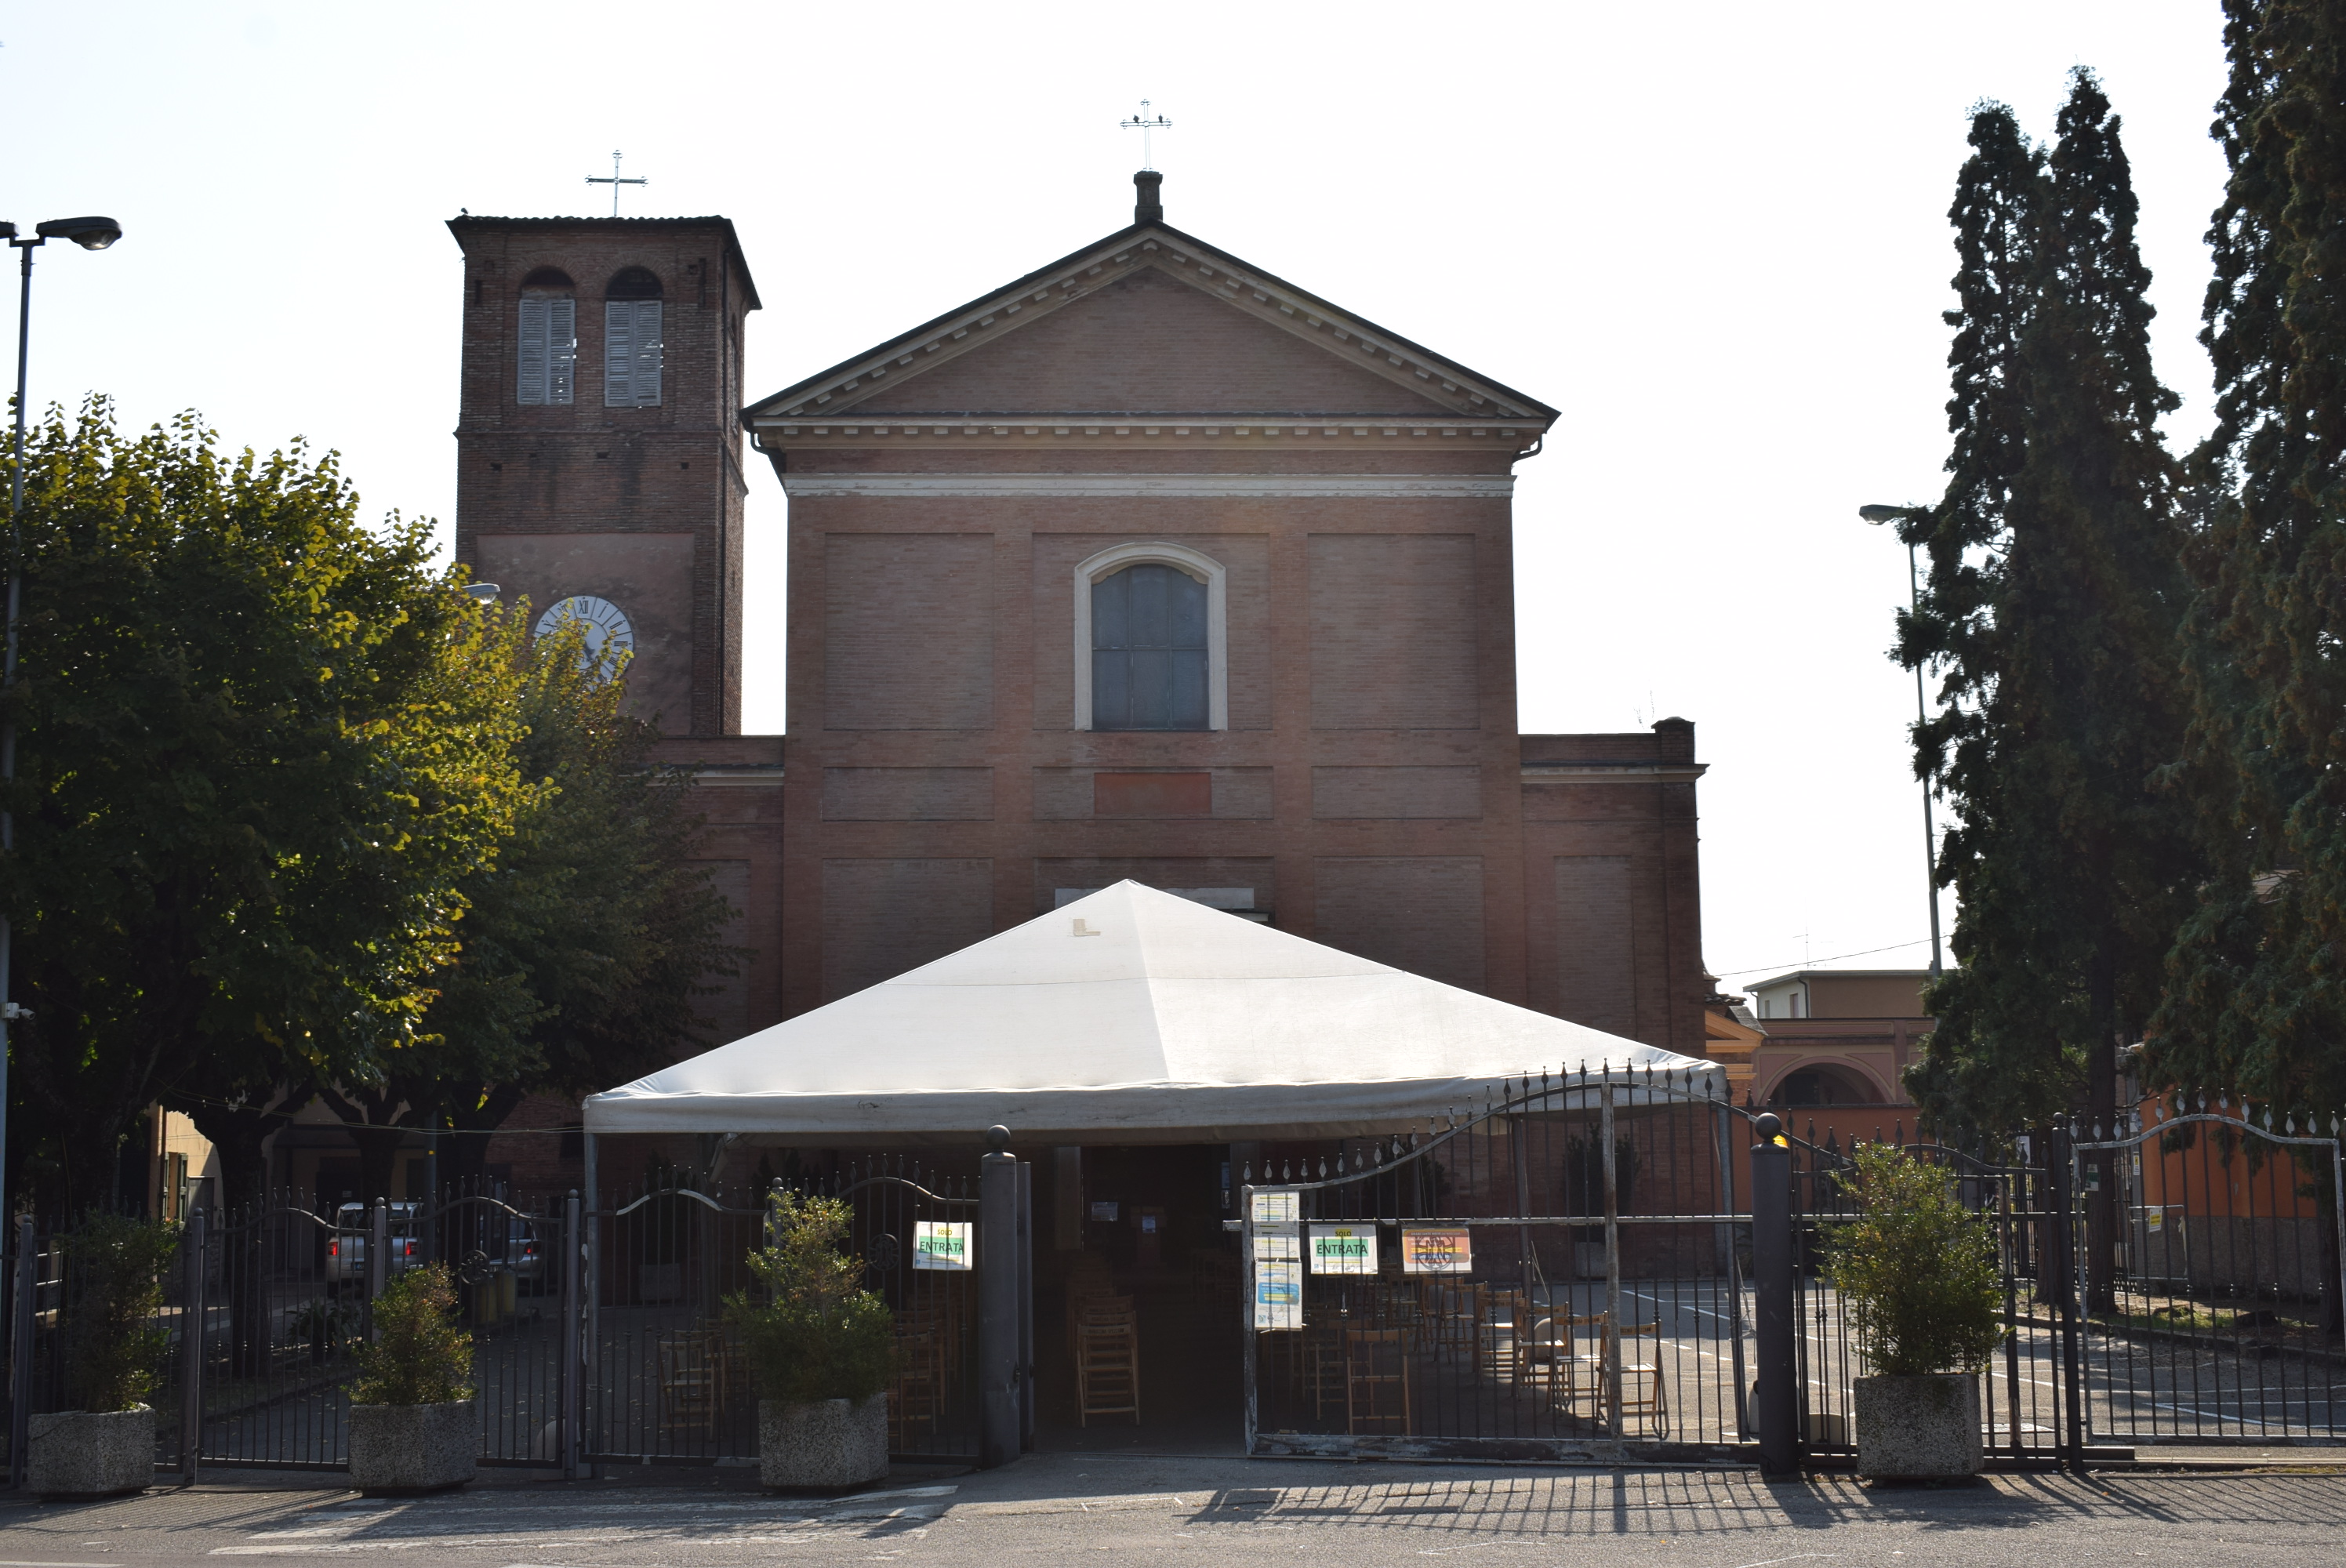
(0, 215, 124, 1244)
(1860, 503, 1944, 978)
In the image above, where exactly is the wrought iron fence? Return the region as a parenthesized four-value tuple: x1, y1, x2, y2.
(1783, 1120, 2065, 1461)
(1241, 1067, 1753, 1460)
(2070, 1098, 2346, 1447)
(583, 1156, 985, 1468)
(2, 1087, 2339, 1481)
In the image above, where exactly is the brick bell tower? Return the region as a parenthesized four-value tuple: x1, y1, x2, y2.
(447, 216, 760, 735)
(447, 214, 784, 1046)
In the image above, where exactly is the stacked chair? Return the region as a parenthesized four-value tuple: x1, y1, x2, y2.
(1066, 1258, 1141, 1425)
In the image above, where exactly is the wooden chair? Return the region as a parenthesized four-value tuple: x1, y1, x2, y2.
(654, 1327, 725, 1439)
(1520, 1312, 1604, 1402)
(1485, 1286, 1528, 1373)
(888, 1328, 941, 1448)
(1612, 1320, 1669, 1432)
(1073, 1308, 1140, 1426)
(1557, 1318, 1669, 1432)
(1344, 1327, 1412, 1435)
(1303, 1321, 1349, 1422)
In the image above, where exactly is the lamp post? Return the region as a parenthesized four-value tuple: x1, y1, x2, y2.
(1859, 503, 1943, 978)
(0, 216, 123, 1231)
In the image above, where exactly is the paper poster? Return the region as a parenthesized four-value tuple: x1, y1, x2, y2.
(1402, 1228, 1473, 1275)
(1251, 1190, 1299, 1224)
(1254, 1259, 1302, 1330)
(1252, 1223, 1300, 1263)
(1089, 1201, 1120, 1221)
(912, 1221, 971, 1270)
(1309, 1223, 1378, 1276)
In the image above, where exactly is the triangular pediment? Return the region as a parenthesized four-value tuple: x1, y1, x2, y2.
(744, 223, 1556, 427)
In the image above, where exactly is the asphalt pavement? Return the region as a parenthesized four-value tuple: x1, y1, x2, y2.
(0, 1454, 2340, 1568)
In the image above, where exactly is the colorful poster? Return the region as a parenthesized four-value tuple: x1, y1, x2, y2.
(1309, 1223, 1378, 1276)
(1401, 1228, 1473, 1275)
(912, 1221, 972, 1270)
(1251, 1190, 1299, 1224)
(1254, 1259, 1302, 1330)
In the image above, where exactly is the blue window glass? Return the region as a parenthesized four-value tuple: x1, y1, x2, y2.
(1091, 564, 1208, 731)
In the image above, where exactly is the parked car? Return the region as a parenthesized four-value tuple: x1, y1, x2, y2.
(325, 1201, 422, 1296)
(500, 1215, 547, 1293)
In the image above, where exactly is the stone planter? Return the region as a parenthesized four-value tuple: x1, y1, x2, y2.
(347, 1400, 478, 1494)
(26, 1406, 152, 1498)
(1854, 1374, 1981, 1480)
(759, 1394, 889, 1491)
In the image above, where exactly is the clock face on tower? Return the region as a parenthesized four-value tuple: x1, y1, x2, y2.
(534, 595, 635, 674)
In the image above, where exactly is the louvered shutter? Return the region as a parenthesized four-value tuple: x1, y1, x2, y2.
(547, 296, 576, 405)
(518, 296, 549, 405)
(604, 300, 634, 406)
(631, 301, 663, 406)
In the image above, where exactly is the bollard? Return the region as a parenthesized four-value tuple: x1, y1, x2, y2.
(979, 1125, 1021, 1468)
(1752, 1112, 1798, 1476)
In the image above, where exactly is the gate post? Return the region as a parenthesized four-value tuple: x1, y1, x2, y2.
(560, 1192, 581, 1480)
(1600, 1076, 1624, 1441)
(367, 1200, 388, 1315)
(9, 1216, 33, 1489)
(1016, 1158, 1033, 1452)
(180, 1207, 206, 1482)
(978, 1126, 1021, 1468)
(2046, 1123, 2085, 1468)
(1751, 1112, 1798, 1476)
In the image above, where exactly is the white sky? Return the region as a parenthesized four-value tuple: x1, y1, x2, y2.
(8, 2, 2231, 991)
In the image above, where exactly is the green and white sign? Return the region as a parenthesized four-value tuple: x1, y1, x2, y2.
(913, 1221, 972, 1271)
(1309, 1224, 1378, 1276)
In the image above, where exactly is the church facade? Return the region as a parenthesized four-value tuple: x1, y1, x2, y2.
(448, 175, 1710, 1079)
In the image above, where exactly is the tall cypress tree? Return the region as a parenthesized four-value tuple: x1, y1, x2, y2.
(2153, 1, 2346, 1120)
(1901, 72, 2198, 1148)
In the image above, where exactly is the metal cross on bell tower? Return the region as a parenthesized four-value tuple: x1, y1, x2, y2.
(1120, 100, 1171, 170)
(586, 150, 648, 216)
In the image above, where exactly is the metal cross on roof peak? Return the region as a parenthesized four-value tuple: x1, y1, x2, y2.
(586, 149, 648, 217)
(1120, 100, 1171, 170)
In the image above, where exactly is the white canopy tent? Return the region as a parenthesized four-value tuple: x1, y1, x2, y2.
(586, 881, 1720, 1145)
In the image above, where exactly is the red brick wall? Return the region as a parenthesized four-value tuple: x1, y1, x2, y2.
(757, 264, 1708, 1057)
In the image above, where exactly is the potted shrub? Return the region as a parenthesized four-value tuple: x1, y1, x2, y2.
(27, 1214, 179, 1498)
(1828, 1143, 2005, 1480)
(346, 1261, 478, 1494)
(725, 1191, 895, 1491)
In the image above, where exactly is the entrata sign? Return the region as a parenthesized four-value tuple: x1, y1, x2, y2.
(1309, 1223, 1378, 1276)
(912, 1221, 972, 1270)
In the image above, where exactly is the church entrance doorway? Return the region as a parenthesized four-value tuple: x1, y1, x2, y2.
(1030, 1141, 1244, 1454)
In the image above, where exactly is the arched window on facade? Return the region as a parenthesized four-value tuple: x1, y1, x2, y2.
(604, 267, 664, 408)
(516, 267, 576, 406)
(1091, 562, 1209, 731)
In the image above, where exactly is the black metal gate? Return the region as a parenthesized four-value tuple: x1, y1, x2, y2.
(582, 1157, 993, 1468)
(1240, 1065, 1752, 1461)
(2069, 1097, 2346, 1448)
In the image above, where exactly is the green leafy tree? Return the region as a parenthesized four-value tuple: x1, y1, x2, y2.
(1899, 76, 2199, 1158)
(724, 1192, 895, 1405)
(0, 402, 532, 1214)
(1825, 1144, 2004, 1377)
(2152, 0, 2346, 1122)
(349, 1261, 474, 1406)
(321, 609, 739, 1201)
